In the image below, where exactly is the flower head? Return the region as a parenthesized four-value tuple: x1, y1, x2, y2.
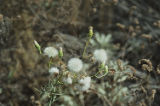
(67, 58, 83, 72)
(78, 76, 91, 91)
(63, 77, 72, 84)
(93, 49, 107, 63)
(49, 67, 59, 75)
(44, 47, 58, 58)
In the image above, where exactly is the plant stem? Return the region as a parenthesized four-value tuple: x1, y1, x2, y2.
(48, 58, 53, 68)
(82, 36, 91, 58)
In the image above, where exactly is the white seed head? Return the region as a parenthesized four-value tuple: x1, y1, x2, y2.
(49, 67, 59, 74)
(64, 77, 72, 84)
(67, 58, 83, 72)
(79, 76, 91, 91)
(93, 49, 107, 63)
(44, 47, 58, 58)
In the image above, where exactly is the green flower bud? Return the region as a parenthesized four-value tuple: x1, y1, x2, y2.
(105, 65, 109, 74)
(58, 47, 63, 58)
(99, 62, 105, 70)
(88, 26, 93, 38)
(34, 40, 42, 54)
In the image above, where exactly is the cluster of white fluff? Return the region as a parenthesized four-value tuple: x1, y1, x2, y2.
(49, 67, 59, 75)
(78, 76, 91, 91)
(63, 77, 72, 84)
(93, 49, 107, 63)
(67, 58, 83, 72)
(44, 47, 58, 58)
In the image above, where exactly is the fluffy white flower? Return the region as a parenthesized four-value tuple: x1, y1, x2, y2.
(79, 76, 91, 91)
(64, 77, 72, 84)
(67, 58, 83, 72)
(44, 47, 58, 58)
(49, 67, 59, 74)
(93, 49, 107, 63)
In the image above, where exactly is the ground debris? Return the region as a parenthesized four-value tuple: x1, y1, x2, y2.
(139, 59, 153, 72)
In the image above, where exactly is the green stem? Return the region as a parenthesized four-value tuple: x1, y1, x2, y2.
(91, 69, 108, 78)
(48, 58, 53, 69)
(39, 50, 42, 54)
(82, 36, 91, 58)
(95, 70, 108, 78)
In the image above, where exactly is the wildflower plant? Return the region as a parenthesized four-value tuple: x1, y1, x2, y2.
(34, 27, 135, 106)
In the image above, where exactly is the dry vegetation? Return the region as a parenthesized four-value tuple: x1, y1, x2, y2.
(0, 0, 160, 106)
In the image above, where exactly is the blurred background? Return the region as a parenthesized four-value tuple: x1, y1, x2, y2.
(0, 0, 160, 106)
